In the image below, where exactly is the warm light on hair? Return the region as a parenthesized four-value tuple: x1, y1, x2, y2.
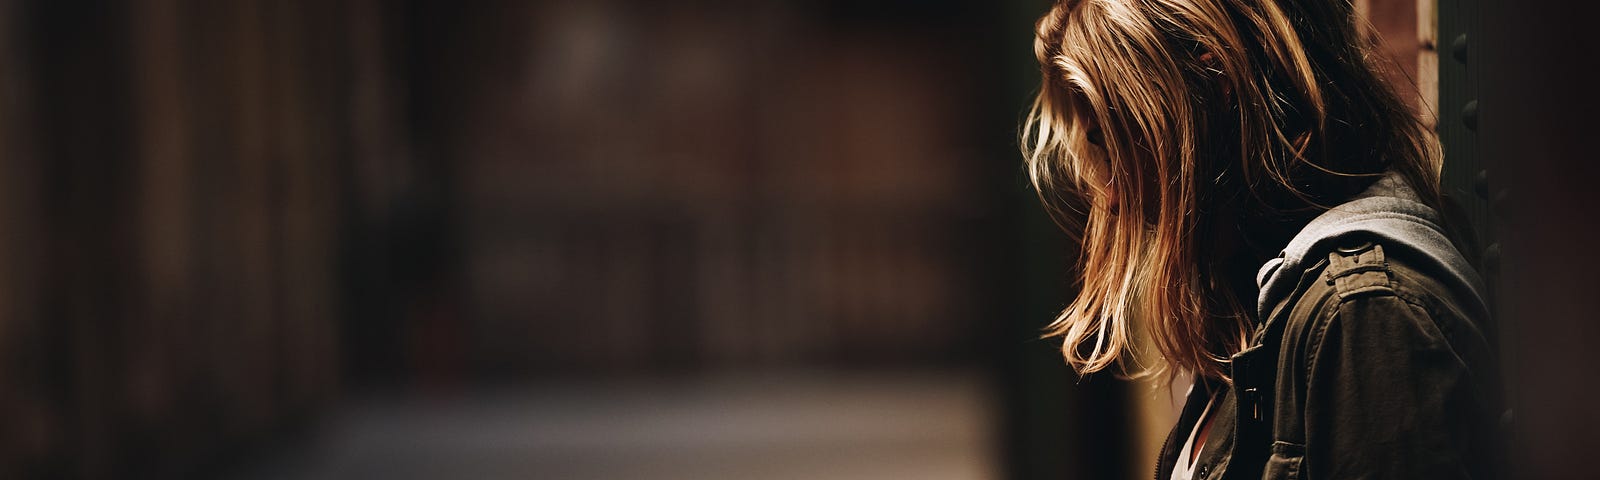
(1023, 0, 1442, 381)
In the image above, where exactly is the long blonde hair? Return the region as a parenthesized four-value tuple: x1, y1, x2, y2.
(1023, 0, 1442, 381)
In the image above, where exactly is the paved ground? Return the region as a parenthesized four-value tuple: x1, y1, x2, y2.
(228, 371, 998, 480)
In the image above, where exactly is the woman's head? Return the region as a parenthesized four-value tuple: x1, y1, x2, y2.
(1023, 0, 1441, 380)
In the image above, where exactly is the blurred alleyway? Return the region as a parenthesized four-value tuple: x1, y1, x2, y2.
(16, 0, 1593, 478)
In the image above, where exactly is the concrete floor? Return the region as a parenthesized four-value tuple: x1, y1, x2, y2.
(229, 371, 998, 480)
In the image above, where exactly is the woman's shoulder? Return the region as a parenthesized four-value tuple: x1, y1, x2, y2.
(1273, 236, 1495, 372)
(1258, 239, 1506, 480)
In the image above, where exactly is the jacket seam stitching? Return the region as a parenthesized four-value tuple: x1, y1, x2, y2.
(1303, 294, 1340, 382)
(1306, 286, 1409, 381)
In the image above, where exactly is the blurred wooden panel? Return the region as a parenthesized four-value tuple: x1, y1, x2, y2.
(454, 2, 986, 373)
(0, 0, 359, 476)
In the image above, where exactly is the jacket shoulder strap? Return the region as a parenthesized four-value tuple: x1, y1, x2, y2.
(1324, 241, 1394, 299)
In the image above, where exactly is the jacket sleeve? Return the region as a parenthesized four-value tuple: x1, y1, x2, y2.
(1297, 293, 1481, 479)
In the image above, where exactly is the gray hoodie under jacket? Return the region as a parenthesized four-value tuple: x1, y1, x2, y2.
(1254, 172, 1489, 321)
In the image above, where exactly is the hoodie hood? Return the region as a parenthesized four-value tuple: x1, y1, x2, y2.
(1254, 173, 1489, 320)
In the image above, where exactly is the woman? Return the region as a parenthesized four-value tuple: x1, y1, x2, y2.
(1022, 0, 1504, 478)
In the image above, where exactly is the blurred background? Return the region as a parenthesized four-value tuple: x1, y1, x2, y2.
(0, 0, 1597, 479)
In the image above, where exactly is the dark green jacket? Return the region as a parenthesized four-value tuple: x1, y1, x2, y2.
(1158, 176, 1505, 479)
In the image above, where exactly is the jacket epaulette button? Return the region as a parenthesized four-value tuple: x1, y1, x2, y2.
(1334, 240, 1376, 255)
